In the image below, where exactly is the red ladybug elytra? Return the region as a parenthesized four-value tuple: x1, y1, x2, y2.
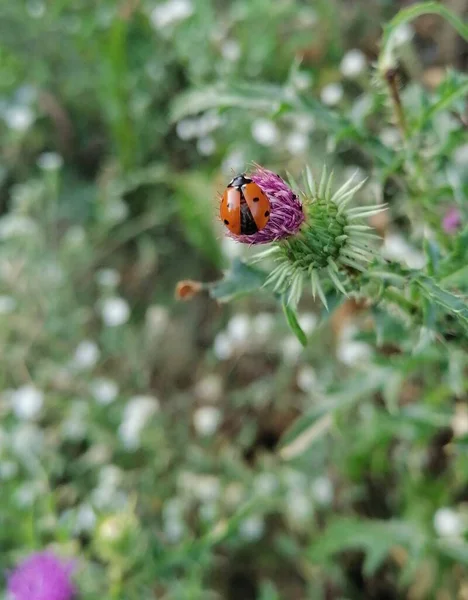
(220, 174, 270, 235)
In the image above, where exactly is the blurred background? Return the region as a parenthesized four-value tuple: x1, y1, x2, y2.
(0, 0, 468, 598)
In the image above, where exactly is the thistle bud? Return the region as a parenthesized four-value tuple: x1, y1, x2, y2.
(241, 166, 386, 307)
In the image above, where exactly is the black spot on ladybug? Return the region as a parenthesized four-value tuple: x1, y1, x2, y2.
(224, 219, 229, 225)
(253, 197, 259, 202)
(264, 210, 270, 217)
(227, 204, 231, 208)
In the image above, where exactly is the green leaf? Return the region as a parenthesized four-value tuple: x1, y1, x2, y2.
(416, 73, 468, 131)
(278, 369, 390, 459)
(423, 238, 440, 277)
(208, 259, 267, 303)
(172, 173, 222, 268)
(380, 2, 468, 72)
(308, 517, 426, 576)
(437, 540, 468, 565)
(417, 276, 468, 328)
(170, 82, 294, 122)
(282, 301, 307, 347)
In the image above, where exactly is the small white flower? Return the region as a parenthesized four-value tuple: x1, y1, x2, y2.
(150, 0, 193, 29)
(179, 472, 221, 501)
(199, 502, 218, 524)
(193, 406, 222, 436)
(119, 395, 160, 449)
(11, 423, 44, 458)
(0, 295, 16, 314)
(454, 144, 468, 167)
(239, 516, 264, 541)
(213, 331, 233, 360)
(299, 312, 317, 335)
(380, 127, 401, 148)
(321, 83, 344, 107)
(221, 40, 241, 62)
(283, 470, 307, 491)
(252, 312, 275, 339)
(299, 7, 317, 25)
(197, 112, 222, 136)
(72, 340, 100, 369)
(227, 313, 250, 345)
(63, 226, 86, 249)
(337, 340, 372, 366)
(0, 215, 37, 239)
(194, 374, 222, 402)
(255, 473, 278, 496)
(433, 507, 463, 537)
(337, 324, 372, 366)
(221, 149, 245, 175)
(0, 461, 18, 480)
(62, 401, 89, 441)
(285, 131, 309, 155)
(197, 136, 216, 156)
(27, 0, 46, 18)
(11, 384, 43, 420)
(104, 198, 129, 223)
(176, 118, 198, 140)
(281, 336, 303, 363)
(311, 476, 334, 506)
(251, 118, 279, 146)
(224, 483, 245, 507)
(90, 378, 119, 405)
(15, 481, 45, 507)
(296, 366, 317, 393)
(75, 503, 97, 533)
(393, 24, 413, 46)
(340, 49, 367, 78)
(99, 465, 123, 488)
(95, 268, 120, 288)
(383, 233, 426, 269)
(4, 106, 34, 131)
(292, 71, 312, 91)
(452, 404, 468, 438)
(37, 151, 63, 171)
(164, 518, 185, 542)
(101, 296, 130, 327)
(286, 491, 312, 524)
(146, 305, 169, 335)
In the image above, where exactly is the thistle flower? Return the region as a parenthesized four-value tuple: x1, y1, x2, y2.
(442, 206, 461, 234)
(227, 166, 305, 245)
(247, 166, 386, 308)
(7, 551, 76, 600)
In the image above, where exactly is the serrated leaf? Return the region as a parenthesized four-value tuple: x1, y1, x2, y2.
(417, 276, 468, 328)
(278, 369, 389, 459)
(416, 73, 468, 131)
(282, 300, 307, 347)
(208, 259, 267, 302)
(170, 82, 293, 122)
(308, 517, 426, 576)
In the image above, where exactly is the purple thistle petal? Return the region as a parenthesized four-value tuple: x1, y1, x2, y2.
(7, 551, 76, 600)
(442, 206, 461, 234)
(226, 166, 305, 245)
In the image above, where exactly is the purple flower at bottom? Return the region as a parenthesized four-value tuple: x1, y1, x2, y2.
(442, 207, 461, 234)
(227, 166, 305, 244)
(7, 552, 75, 600)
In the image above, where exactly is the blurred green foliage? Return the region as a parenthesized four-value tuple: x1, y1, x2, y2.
(0, 1, 467, 599)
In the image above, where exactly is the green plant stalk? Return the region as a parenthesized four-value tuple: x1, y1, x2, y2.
(379, 1, 468, 74)
(383, 68, 408, 140)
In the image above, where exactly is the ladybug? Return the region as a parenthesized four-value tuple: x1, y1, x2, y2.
(220, 174, 270, 235)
